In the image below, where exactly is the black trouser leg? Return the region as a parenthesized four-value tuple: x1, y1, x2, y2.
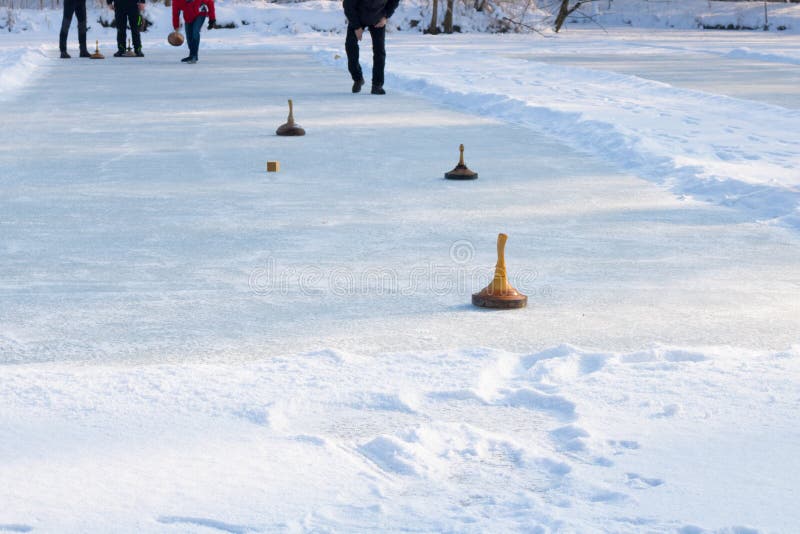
(368, 25, 386, 88)
(345, 27, 363, 82)
(128, 7, 142, 50)
(76, 0, 88, 53)
(59, 0, 76, 52)
(115, 8, 127, 51)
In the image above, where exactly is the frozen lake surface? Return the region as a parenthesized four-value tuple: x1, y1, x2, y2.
(2, 45, 799, 364)
(1, 23, 800, 533)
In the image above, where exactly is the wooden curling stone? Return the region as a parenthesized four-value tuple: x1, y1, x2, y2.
(124, 39, 136, 57)
(444, 144, 478, 180)
(276, 99, 306, 136)
(90, 40, 104, 59)
(472, 233, 527, 309)
(168, 31, 185, 47)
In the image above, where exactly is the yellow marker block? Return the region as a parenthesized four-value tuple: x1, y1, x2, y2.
(267, 161, 280, 172)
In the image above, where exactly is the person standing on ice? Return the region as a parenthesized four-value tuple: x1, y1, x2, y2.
(108, 0, 146, 57)
(172, 0, 216, 64)
(59, 0, 90, 58)
(343, 0, 399, 94)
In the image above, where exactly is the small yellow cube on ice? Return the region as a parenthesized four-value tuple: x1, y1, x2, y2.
(267, 161, 280, 172)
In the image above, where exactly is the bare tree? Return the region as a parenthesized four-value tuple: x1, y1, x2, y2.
(554, 0, 590, 32)
(428, 0, 439, 34)
(443, 0, 454, 33)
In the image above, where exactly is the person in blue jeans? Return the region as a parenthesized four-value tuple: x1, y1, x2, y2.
(172, 0, 216, 63)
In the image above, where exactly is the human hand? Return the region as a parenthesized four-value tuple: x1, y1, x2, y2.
(355, 27, 363, 40)
(374, 17, 387, 28)
(208, 19, 215, 30)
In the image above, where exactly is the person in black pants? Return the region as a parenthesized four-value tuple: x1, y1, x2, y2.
(343, 0, 399, 94)
(108, 0, 146, 57)
(59, 0, 89, 58)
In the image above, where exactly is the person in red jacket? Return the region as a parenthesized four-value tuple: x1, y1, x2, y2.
(172, 0, 216, 64)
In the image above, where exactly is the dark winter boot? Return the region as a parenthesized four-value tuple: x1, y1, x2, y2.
(371, 85, 386, 95)
(113, 49, 125, 57)
(78, 20, 88, 57)
(181, 56, 192, 62)
(352, 78, 365, 93)
(135, 48, 144, 57)
(60, 51, 71, 59)
(59, 18, 69, 56)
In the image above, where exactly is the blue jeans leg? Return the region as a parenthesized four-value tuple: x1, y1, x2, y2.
(189, 16, 205, 59)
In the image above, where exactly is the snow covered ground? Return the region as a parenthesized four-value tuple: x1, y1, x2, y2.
(2, 3, 800, 532)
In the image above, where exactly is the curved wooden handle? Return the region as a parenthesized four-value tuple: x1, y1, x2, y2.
(458, 144, 465, 166)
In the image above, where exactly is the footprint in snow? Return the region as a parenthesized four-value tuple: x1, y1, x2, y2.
(550, 425, 589, 452)
(579, 353, 608, 374)
(651, 403, 680, 418)
(497, 388, 577, 422)
(680, 526, 758, 534)
(590, 490, 628, 503)
(0, 526, 33, 533)
(293, 434, 326, 446)
(607, 439, 640, 452)
(626, 472, 664, 489)
(157, 517, 258, 533)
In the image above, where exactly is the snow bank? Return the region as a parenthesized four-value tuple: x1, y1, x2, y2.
(5, 0, 800, 36)
(309, 37, 800, 229)
(0, 46, 49, 100)
(2, 344, 798, 531)
(726, 46, 800, 65)
(574, 0, 800, 32)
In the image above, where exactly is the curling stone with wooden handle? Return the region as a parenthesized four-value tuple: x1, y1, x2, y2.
(276, 99, 306, 136)
(445, 144, 478, 180)
(472, 233, 527, 309)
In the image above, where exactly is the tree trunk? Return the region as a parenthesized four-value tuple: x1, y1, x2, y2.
(443, 0, 454, 33)
(428, 0, 439, 34)
(554, 0, 584, 33)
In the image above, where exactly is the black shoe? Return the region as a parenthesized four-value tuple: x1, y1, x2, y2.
(60, 51, 71, 59)
(135, 49, 144, 57)
(352, 78, 365, 93)
(114, 50, 125, 57)
(186, 57, 197, 64)
(79, 49, 91, 58)
(181, 56, 192, 62)
(371, 85, 386, 95)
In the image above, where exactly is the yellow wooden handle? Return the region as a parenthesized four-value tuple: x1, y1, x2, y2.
(489, 233, 509, 292)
